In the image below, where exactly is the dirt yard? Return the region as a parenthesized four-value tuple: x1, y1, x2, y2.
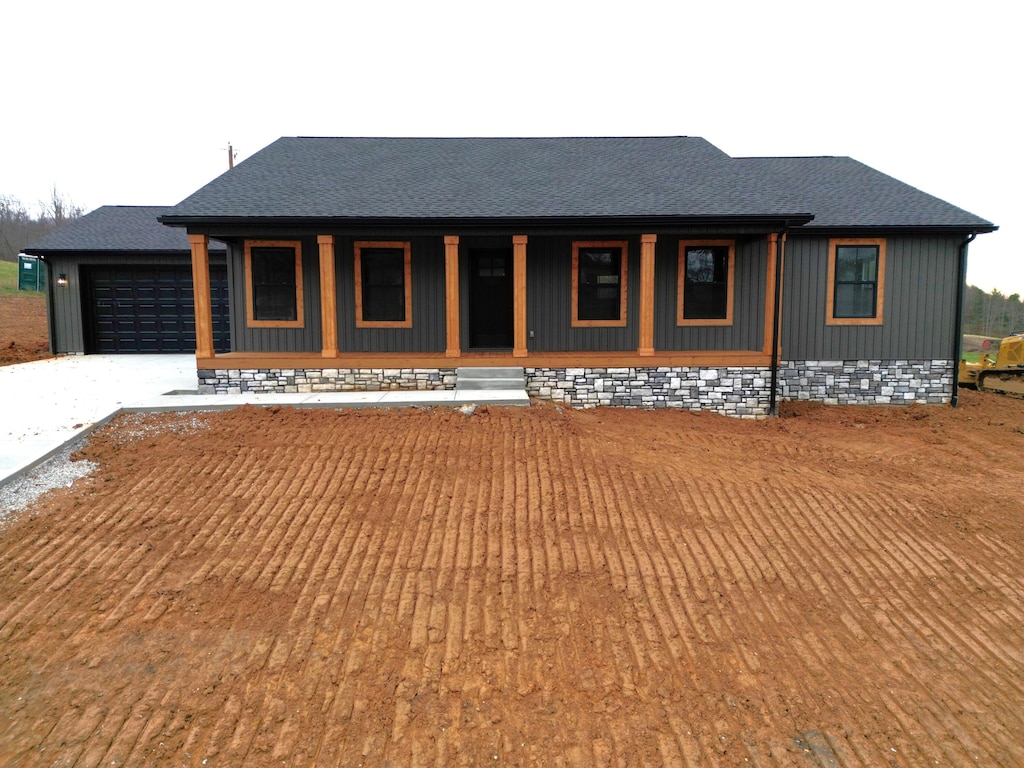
(0, 294, 51, 365)
(1, 392, 1022, 767)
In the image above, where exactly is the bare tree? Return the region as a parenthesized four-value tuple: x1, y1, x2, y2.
(0, 189, 84, 262)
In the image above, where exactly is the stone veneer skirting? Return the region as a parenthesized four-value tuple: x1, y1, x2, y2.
(525, 367, 773, 417)
(779, 360, 954, 405)
(197, 359, 954, 416)
(198, 368, 457, 394)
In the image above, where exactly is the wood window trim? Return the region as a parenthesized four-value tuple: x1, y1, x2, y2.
(571, 240, 629, 328)
(354, 241, 413, 329)
(677, 239, 735, 327)
(244, 240, 304, 328)
(826, 237, 886, 325)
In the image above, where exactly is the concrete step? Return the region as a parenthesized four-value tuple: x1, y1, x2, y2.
(456, 367, 526, 390)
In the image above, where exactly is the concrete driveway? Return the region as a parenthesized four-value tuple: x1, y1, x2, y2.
(0, 355, 196, 483)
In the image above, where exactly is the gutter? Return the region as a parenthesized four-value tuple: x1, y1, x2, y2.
(768, 227, 788, 416)
(950, 232, 978, 407)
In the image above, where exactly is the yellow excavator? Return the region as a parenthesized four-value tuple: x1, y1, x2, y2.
(960, 332, 1024, 396)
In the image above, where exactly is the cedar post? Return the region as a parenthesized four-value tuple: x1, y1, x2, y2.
(318, 235, 338, 357)
(188, 234, 214, 358)
(513, 235, 528, 358)
(638, 234, 656, 356)
(444, 236, 460, 357)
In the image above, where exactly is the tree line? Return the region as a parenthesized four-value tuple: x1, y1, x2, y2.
(962, 285, 1024, 338)
(0, 188, 83, 262)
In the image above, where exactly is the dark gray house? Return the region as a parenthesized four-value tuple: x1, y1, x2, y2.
(23, 206, 229, 355)
(33, 137, 996, 417)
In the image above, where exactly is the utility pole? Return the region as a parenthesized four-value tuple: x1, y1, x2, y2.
(227, 143, 235, 169)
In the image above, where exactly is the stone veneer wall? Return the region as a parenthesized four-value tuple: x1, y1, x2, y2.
(195, 360, 953, 413)
(198, 368, 457, 394)
(525, 367, 773, 417)
(778, 360, 953, 405)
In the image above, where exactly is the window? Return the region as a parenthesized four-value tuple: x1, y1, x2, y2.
(677, 240, 735, 326)
(572, 241, 628, 327)
(827, 238, 886, 325)
(354, 241, 412, 328)
(245, 240, 303, 328)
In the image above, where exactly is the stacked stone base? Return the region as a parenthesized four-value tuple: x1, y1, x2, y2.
(526, 366, 772, 417)
(779, 360, 953, 405)
(196, 359, 954, 415)
(198, 368, 456, 394)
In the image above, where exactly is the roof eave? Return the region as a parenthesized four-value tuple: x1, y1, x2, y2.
(158, 213, 817, 229)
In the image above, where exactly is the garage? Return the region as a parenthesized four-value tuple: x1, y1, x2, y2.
(82, 265, 229, 354)
(22, 206, 232, 356)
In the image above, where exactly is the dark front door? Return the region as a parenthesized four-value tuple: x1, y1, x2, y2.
(469, 248, 513, 348)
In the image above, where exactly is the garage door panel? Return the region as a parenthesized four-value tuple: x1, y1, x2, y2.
(84, 265, 230, 354)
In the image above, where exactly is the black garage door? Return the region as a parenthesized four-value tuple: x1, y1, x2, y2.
(84, 265, 230, 353)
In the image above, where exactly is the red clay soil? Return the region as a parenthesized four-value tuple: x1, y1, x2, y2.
(1, 391, 1023, 766)
(0, 294, 51, 366)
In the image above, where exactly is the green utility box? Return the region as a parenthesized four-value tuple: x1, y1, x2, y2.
(18, 255, 47, 292)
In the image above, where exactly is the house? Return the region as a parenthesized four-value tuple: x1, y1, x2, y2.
(40, 137, 997, 417)
(23, 206, 230, 355)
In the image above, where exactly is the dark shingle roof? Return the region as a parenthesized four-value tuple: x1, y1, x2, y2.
(155, 137, 991, 231)
(733, 156, 994, 229)
(23, 206, 225, 254)
(163, 137, 811, 222)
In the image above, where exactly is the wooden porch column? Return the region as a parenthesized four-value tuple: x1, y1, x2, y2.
(444, 235, 461, 357)
(318, 235, 338, 357)
(188, 234, 214, 358)
(638, 234, 657, 356)
(513, 235, 528, 358)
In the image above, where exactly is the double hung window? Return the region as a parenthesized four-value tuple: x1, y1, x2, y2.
(245, 240, 303, 327)
(827, 238, 886, 324)
(354, 241, 412, 328)
(677, 240, 735, 326)
(572, 241, 628, 327)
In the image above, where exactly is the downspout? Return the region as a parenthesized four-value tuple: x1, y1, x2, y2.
(769, 227, 788, 416)
(950, 231, 977, 407)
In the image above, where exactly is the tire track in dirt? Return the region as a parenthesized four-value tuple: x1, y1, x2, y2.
(2, 402, 1024, 766)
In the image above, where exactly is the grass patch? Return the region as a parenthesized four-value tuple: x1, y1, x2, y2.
(0, 260, 44, 296)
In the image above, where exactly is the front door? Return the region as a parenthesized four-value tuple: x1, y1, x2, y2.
(469, 248, 513, 348)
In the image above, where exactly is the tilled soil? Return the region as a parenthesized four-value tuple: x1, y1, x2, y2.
(1, 392, 1023, 767)
(0, 294, 51, 366)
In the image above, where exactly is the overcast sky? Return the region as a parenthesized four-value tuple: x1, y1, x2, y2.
(6, 0, 1020, 295)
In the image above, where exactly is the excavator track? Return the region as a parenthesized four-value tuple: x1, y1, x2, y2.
(978, 370, 1024, 397)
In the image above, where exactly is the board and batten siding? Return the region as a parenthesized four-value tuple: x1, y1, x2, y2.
(782, 235, 961, 361)
(526, 234, 640, 353)
(229, 238, 321, 354)
(653, 236, 767, 352)
(335, 235, 446, 354)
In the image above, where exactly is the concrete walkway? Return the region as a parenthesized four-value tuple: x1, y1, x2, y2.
(0, 355, 529, 485)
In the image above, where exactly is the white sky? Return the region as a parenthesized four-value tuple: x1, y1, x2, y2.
(6, 0, 1021, 295)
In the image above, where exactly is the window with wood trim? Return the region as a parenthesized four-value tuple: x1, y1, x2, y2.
(572, 241, 628, 327)
(827, 238, 886, 325)
(354, 241, 412, 328)
(677, 240, 735, 326)
(244, 240, 303, 328)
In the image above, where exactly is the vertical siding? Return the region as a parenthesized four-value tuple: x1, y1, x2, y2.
(526, 234, 639, 352)
(232, 238, 322, 353)
(782, 234, 960, 360)
(653, 237, 767, 351)
(335, 235, 446, 354)
(48, 255, 82, 353)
